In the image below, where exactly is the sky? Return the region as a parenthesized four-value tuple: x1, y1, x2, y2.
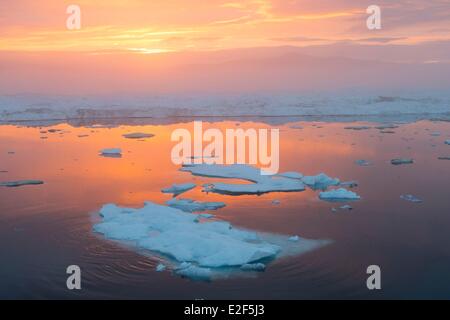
(0, 0, 449, 94)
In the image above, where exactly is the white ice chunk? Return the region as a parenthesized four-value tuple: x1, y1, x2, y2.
(166, 198, 225, 212)
(182, 164, 305, 195)
(302, 173, 340, 190)
(288, 235, 300, 242)
(445, 140, 450, 145)
(354, 159, 371, 166)
(93, 202, 329, 279)
(100, 148, 122, 157)
(175, 263, 212, 281)
(161, 183, 196, 196)
(319, 188, 361, 202)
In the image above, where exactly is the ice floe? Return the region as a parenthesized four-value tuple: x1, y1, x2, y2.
(0, 180, 44, 187)
(391, 158, 414, 165)
(123, 132, 155, 139)
(166, 198, 225, 212)
(301, 173, 340, 190)
(161, 183, 196, 196)
(93, 202, 329, 280)
(375, 124, 399, 130)
(438, 156, 450, 160)
(340, 181, 358, 188)
(319, 188, 361, 202)
(288, 236, 300, 242)
(446, 140, 450, 145)
(355, 159, 371, 166)
(400, 194, 423, 203)
(181, 164, 305, 195)
(100, 148, 122, 158)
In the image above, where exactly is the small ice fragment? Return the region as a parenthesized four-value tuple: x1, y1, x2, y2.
(175, 263, 212, 281)
(430, 132, 441, 137)
(162, 183, 196, 196)
(400, 194, 423, 203)
(339, 205, 353, 210)
(78, 134, 89, 138)
(198, 213, 214, 219)
(289, 124, 303, 129)
(278, 171, 303, 179)
(380, 130, 396, 134)
(0, 180, 44, 187)
(123, 132, 155, 139)
(340, 181, 358, 188)
(272, 199, 281, 205)
(100, 148, 122, 157)
(166, 198, 224, 212)
(344, 126, 371, 130)
(331, 208, 337, 212)
(445, 140, 450, 145)
(391, 158, 414, 165)
(355, 160, 371, 166)
(438, 156, 450, 160)
(319, 188, 361, 202)
(302, 173, 340, 190)
(156, 263, 166, 272)
(240, 263, 266, 272)
(288, 235, 300, 242)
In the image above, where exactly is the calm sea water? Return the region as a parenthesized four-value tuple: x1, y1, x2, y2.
(0, 119, 449, 299)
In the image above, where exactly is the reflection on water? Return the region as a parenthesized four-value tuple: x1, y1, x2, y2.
(0, 120, 450, 299)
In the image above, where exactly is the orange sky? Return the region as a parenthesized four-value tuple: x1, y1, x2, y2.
(1, 0, 449, 53)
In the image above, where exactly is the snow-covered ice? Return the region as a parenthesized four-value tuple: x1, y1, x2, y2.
(123, 132, 155, 139)
(288, 236, 300, 242)
(161, 183, 196, 196)
(355, 159, 371, 166)
(93, 202, 329, 279)
(301, 173, 340, 190)
(181, 164, 305, 195)
(0, 180, 44, 187)
(166, 198, 225, 212)
(319, 188, 361, 202)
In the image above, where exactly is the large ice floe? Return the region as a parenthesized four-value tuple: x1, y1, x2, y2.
(301, 173, 340, 190)
(180, 164, 305, 195)
(93, 202, 330, 280)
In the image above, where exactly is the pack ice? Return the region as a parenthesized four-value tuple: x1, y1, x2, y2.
(93, 202, 329, 280)
(180, 164, 305, 195)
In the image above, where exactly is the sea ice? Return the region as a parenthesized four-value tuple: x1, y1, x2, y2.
(288, 236, 300, 242)
(161, 183, 196, 196)
(166, 198, 225, 212)
(301, 173, 340, 190)
(340, 181, 358, 188)
(375, 124, 399, 130)
(400, 194, 423, 203)
(0, 180, 44, 187)
(123, 132, 155, 139)
(319, 188, 361, 202)
(391, 158, 414, 165)
(100, 148, 122, 158)
(438, 156, 450, 160)
(355, 159, 371, 166)
(93, 202, 329, 279)
(446, 140, 450, 145)
(181, 164, 305, 195)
